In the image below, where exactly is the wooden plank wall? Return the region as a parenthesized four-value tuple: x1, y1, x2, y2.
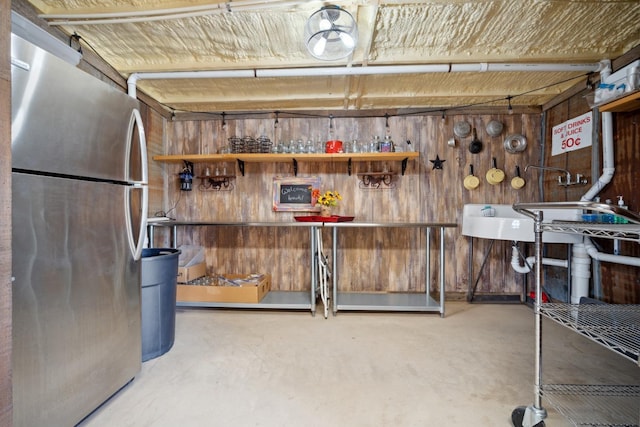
(150, 113, 541, 297)
(0, 0, 12, 423)
(145, 106, 167, 219)
(544, 89, 640, 304)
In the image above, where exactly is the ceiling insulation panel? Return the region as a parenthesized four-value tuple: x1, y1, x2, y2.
(22, 0, 640, 113)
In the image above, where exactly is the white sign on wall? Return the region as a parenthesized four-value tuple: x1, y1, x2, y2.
(551, 111, 593, 156)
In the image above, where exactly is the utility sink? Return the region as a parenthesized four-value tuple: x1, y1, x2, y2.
(462, 204, 583, 243)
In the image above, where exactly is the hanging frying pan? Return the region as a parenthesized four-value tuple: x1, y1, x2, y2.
(469, 128, 483, 154)
(486, 157, 505, 185)
(511, 165, 526, 189)
(464, 165, 480, 190)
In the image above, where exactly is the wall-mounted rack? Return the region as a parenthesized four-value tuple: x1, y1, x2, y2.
(197, 175, 235, 191)
(356, 172, 397, 189)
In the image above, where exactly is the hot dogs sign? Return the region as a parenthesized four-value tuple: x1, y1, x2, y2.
(551, 111, 593, 156)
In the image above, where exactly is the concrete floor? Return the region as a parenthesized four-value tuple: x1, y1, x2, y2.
(78, 302, 639, 427)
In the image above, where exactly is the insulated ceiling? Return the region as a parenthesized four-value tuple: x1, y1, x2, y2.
(24, 0, 640, 115)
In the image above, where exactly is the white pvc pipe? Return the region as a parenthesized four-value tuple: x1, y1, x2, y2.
(581, 112, 614, 202)
(126, 63, 599, 97)
(584, 238, 640, 267)
(43, 0, 307, 25)
(571, 243, 591, 304)
(257, 64, 451, 77)
(127, 62, 601, 98)
(127, 69, 256, 97)
(510, 246, 569, 274)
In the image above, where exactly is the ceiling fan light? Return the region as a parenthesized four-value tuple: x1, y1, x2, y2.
(305, 5, 358, 61)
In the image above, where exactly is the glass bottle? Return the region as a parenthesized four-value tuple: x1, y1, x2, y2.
(380, 135, 393, 152)
(351, 139, 359, 153)
(370, 136, 380, 152)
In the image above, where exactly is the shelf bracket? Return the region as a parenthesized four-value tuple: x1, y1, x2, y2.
(292, 158, 298, 176)
(401, 158, 408, 175)
(348, 158, 352, 176)
(237, 159, 245, 176)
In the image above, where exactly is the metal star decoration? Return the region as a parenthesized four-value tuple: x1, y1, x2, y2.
(430, 155, 446, 170)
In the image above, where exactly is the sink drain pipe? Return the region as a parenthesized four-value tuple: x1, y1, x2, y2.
(510, 245, 568, 274)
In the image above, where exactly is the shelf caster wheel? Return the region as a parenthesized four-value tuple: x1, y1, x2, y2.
(511, 406, 546, 427)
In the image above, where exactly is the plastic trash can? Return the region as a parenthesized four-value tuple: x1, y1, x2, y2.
(141, 248, 181, 362)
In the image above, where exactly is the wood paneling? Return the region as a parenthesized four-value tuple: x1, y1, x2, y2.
(145, 106, 168, 220)
(153, 113, 541, 295)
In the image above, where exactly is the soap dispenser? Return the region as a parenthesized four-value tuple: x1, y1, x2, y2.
(617, 195, 627, 209)
(615, 196, 629, 224)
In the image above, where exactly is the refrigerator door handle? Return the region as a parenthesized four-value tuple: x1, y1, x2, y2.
(128, 108, 148, 186)
(126, 184, 148, 261)
(126, 108, 148, 261)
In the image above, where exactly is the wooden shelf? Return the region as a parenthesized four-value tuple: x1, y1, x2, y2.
(153, 151, 419, 163)
(598, 90, 640, 112)
(153, 151, 419, 176)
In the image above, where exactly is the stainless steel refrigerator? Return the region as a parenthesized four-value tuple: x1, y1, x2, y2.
(11, 33, 148, 427)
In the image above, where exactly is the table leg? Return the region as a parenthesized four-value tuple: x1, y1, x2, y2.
(332, 226, 338, 316)
(439, 226, 445, 318)
(310, 226, 317, 316)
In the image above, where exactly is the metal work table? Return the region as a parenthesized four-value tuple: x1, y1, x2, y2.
(322, 222, 457, 317)
(147, 220, 456, 317)
(148, 221, 323, 314)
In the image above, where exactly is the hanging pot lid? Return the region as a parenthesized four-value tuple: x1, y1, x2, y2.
(504, 134, 527, 153)
(454, 121, 471, 138)
(486, 120, 504, 137)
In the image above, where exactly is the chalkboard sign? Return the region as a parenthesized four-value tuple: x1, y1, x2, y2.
(273, 177, 320, 211)
(280, 184, 313, 204)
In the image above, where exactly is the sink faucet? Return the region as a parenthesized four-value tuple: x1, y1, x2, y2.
(524, 165, 572, 185)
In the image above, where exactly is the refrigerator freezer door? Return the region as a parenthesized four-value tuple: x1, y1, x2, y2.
(12, 173, 141, 427)
(11, 33, 145, 184)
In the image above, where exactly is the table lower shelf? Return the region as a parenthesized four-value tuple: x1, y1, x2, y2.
(542, 384, 640, 427)
(334, 292, 443, 314)
(176, 291, 313, 311)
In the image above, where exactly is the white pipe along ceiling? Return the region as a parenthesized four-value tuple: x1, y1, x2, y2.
(126, 62, 603, 99)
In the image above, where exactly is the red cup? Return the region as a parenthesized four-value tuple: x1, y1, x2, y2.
(325, 140, 343, 153)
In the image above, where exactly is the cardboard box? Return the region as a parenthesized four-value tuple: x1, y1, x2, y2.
(177, 262, 207, 283)
(177, 274, 271, 303)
